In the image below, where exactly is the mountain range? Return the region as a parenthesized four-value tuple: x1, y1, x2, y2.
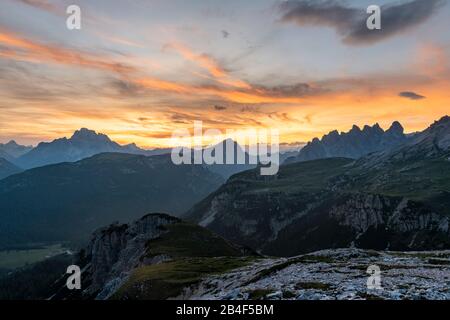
(285, 121, 409, 164)
(0, 140, 33, 161)
(1, 115, 449, 300)
(15, 128, 170, 169)
(1, 117, 449, 251)
(186, 116, 450, 256)
(3, 129, 257, 179)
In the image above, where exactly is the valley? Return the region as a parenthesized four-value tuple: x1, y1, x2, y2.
(0, 244, 68, 271)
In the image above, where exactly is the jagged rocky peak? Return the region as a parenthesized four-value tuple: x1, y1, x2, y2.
(426, 115, 450, 150)
(428, 115, 450, 135)
(4, 140, 18, 147)
(287, 121, 408, 163)
(349, 125, 361, 134)
(387, 121, 404, 135)
(70, 128, 111, 142)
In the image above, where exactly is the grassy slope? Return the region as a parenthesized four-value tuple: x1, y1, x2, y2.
(145, 222, 249, 258)
(347, 155, 450, 214)
(113, 220, 257, 300)
(186, 158, 354, 222)
(0, 244, 67, 270)
(234, 158, 354, 193)
(112, 257, 256, 300)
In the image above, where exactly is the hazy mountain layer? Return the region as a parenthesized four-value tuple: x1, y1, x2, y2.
(0, 153, 223, 247)
(0, 141, 33, 159)
(0, 158, 22, 180)
(16, 128, 169, 169)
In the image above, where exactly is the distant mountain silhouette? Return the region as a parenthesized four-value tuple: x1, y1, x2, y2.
(189, 139, 285, 179)
(0, 140, 33, 159)
(285, 121, 408, 164)
(16, 128, 169, 169)
(0, 158, 22, 180)
(200, 139, 257, 179)
(0, 150, 14, 163)
(0, 152, 223, 247)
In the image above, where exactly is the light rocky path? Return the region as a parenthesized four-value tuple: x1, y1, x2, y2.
(185, 249, 450, 300)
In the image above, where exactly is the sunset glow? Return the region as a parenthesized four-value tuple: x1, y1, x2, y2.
(0, 0, 449, 148)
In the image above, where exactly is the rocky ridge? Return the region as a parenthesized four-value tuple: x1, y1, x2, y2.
(286, 121, 408, 164)
(186, 248, 450, 300)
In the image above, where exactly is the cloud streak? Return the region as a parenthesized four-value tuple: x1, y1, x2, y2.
(165, 42, 251, 89)
(0, 30, 135, 74)
(279, 0, 445, 45)
(14, 0, 62, 15)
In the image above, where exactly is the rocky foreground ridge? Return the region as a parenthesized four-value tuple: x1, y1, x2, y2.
(186, 248, 450, 300)
(46, 214, 450, 301)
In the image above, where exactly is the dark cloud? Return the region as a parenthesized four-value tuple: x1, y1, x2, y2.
(279, 0, 445, 45)
(111, 79, 140, 95)
(240, 106, 260, 113)
(399, 91, 426, 100)
(214, 105, 227, 111)
(221, 30, 230, 38)
(257, 83, 320, 97)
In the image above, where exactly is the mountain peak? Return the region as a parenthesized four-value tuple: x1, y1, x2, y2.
(433, 115, 450, 126)
(71, 128, 98, 138)
(290, 120, 408, 163)
(5, 140, 18, 146)
(387, 121, 404, 135)
(372, 123, 383, 133)
(70, 128, 112, 143)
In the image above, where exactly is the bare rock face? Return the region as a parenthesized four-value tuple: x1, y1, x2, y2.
(190, 187, 450, 256)
(187, 248, 450, 301)
(77, 214, 180, 298)
(328, 194, 449, 249)
(51, 213, 251, 300)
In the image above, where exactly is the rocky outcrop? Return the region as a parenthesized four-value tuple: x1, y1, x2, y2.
(52, 213, 252, 300)
(189, 187, 450, 256)
(79, 214, 180, 298)
(329, 194, 448, 234)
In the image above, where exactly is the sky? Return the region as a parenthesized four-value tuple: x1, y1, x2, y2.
(0, 0, 449, 148)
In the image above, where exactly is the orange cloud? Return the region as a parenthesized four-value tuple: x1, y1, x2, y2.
(166, 42, 251, 89)
(415, 43, 449, 77)
(133, 76, 309, 104)
(0, 30, 135, 74)
(15, 0, 60, 14)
